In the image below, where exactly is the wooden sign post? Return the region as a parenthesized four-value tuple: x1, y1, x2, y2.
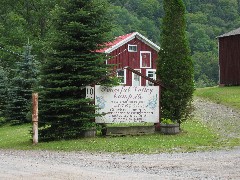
(32, 93, 38, 145)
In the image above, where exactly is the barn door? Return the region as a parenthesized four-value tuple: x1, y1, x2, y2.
(132, 69, 141, 86)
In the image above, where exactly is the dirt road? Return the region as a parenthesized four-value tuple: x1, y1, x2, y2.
(1, 147, 240, 180)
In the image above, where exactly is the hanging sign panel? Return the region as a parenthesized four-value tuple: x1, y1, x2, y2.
(95, 85, 159, 123)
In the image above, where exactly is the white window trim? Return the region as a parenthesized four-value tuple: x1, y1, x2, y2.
(146, 69, 156, 86)
(128, 44, 137, 52)
(117, 69, 126, 85)
(140, 51, 152, 68)
(132, 69, 141, 86)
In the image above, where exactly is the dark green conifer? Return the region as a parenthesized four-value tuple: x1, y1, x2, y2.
(0, 66, 8, 121)
(39, 0, 114, 141)
(157, 0, 194, 123)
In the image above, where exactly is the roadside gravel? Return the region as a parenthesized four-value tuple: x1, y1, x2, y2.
(0, 147, 240, 180)
(193, 97, 240, 139)
(0, 98, 239, 180)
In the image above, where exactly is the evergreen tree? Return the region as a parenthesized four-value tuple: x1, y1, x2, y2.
(0, 66, 8, 120)
(7, 43, 39, 124)
(39, 0, 114, 141)
(157, 0, 194, 123)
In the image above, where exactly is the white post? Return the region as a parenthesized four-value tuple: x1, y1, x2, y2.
(32, 93, 38, 145)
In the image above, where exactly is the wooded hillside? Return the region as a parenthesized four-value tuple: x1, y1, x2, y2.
(1, 0, 240, 87)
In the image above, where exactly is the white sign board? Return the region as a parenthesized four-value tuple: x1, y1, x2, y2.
(95, 85, 159, 123)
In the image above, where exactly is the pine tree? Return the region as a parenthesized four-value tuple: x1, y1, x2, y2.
(39, 0, 114, 141)
(157, 0, 194, 123)
(7, 44, 39, 124)
(0, 66, 8, 120)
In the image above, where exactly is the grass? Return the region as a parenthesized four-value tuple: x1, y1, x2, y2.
(0, 120, 238, 154)
(0, 124, 32, 150)
(195, 86, 240, 111)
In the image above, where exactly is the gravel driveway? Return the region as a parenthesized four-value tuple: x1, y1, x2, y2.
(193, 98, 240, 139)
(0, 98, 240, 180)
(1, 148, 240, 180)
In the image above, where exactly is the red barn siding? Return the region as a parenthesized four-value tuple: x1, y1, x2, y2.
(107, 37, 158, 86)
(219, 35, 240, 86)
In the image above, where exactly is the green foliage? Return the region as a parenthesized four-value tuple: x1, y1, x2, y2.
(157, 0, 194, 123)
(0, 117, 6, 126)
(109, 6, 141, 37)
(0, 0, 62, 75)
(192, 52, 219, 87)
(39, 0, 115, 141)
(161, 118, 174, 124)
(0, 66, 8, 119)
(6, 44, 39, 124)
(109, 1, 161, 43)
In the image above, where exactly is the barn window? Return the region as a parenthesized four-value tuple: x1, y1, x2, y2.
(117, 69, 126, 84)
(140, 51, 151, 68)
(128, 45, 137, 52)
(146, 69, 156, 86)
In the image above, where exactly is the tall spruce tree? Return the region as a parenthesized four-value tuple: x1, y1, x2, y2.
(39, 0, 114, 141)
(157, 0, 194, 123)
(0, 66, 8, 120)
(7, 44, 39, 124)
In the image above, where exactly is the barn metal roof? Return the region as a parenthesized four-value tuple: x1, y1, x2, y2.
(218, 27, 240, 38)
(97, 32, 160, 53)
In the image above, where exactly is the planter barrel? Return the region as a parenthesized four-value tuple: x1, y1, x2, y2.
(160, 123, 180, 134)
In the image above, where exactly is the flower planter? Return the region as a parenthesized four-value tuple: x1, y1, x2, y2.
(160, 123, 180, 134)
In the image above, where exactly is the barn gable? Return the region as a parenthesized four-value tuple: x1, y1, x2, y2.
(98, 32, 160, 53)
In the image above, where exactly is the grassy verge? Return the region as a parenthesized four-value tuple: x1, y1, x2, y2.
(195, 86, 240, 111)
(0, 120, 238, 154)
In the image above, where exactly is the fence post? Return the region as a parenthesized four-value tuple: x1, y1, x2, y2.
(32, 93, 38, 145)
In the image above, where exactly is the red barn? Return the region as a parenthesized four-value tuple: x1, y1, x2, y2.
(218, 28, 240, 86)
(98, 32, 160, 86)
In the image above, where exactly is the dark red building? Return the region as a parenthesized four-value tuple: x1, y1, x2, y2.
(98, 32, 160, 86)
(218, 28, 240, 86)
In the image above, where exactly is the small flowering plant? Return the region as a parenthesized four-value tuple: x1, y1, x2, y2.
(160, 118, 175, 124)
